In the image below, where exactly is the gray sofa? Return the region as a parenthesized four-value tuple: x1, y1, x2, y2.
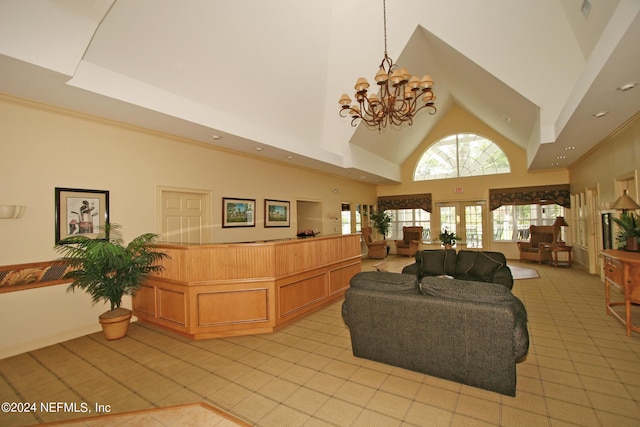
(401, 249, 514, 289)
(342, 271, 529, 396)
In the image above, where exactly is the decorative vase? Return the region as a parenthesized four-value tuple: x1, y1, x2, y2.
(99, 308, 133, 340)
(443, 244, 452, 250)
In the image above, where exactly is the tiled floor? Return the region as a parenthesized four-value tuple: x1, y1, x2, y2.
(1, 257, 640, 426)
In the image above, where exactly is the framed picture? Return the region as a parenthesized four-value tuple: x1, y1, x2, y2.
(223, 197, 256, 227)
(55, 187, 109, 243)
(265, 199, 290, 227)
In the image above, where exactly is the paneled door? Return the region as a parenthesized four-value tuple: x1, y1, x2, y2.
(159, 189, 211, 244)
(438, 201, 486, 249)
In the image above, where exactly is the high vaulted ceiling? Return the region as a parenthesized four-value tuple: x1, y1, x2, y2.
(1, 0, 639, 184)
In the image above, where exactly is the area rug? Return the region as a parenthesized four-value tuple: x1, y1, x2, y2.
(510, 265, 539, 280)
(38, 402, 252, 426)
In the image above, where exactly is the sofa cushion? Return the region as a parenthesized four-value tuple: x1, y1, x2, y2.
(455, 250, 476, 276)
(417, 250, 446, 276)
(350, 271, 419, 294)
(420, 276, 528, 359)
(469, 251, 505, 282)
(415, 249, 456, 277)
(419, 276, 514, 304)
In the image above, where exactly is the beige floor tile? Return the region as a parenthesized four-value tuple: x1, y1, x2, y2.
(366, 390, 413, 420)
(257, 404, 311, 427)
(313, 398, 362, 426)
(6, 258, 640, 427)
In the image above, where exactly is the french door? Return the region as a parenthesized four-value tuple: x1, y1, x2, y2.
(437, 201, 486, 248)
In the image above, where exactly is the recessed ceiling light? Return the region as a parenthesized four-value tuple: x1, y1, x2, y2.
(287, 155, 294, 159)
(360, 176, 367, 179)
(593, 111, 609, 118)
(557, 155, 566, 159)
(255, 147, 263, 151)
(211, 135, 221, 140)
(617, 82, 637, 92)
(564, 146, 575, 150)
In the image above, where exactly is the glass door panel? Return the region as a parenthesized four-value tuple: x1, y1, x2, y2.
(464, 204, 483, 248)
(438, 202, 485, 248)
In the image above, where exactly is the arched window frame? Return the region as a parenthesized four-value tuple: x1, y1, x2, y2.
(414, 133, 510, 181)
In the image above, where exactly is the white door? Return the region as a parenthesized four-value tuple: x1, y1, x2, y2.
(438, 201, 486, 249)
(160, 189, 210, 244)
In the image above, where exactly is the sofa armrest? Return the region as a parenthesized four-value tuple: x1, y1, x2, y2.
(492, 267, 514, 290)
(401, 262, 420, 276)
(343, 288, 523, 396)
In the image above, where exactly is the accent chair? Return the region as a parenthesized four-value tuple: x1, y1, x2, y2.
(395, 226, 423, 257)
(362, 226, 387, 259)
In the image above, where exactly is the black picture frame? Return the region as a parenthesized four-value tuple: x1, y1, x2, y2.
(55, 187, 110, 243)
(222, 197, 256, 228)
(265, 199, 290, 227)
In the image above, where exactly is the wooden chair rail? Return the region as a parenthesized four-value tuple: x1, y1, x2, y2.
(0, 260, 70, 294)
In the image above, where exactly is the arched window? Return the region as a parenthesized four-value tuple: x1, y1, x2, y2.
(414, 133, 510, 181)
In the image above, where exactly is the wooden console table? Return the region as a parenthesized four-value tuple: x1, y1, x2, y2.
(601, 249, 640, 336)
(133, 234, 361, 339)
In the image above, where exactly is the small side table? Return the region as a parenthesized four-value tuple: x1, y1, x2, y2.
(545, 244, 573, 267)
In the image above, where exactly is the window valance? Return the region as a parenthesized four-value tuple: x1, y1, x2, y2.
(489, 184, 570, 210)
(378, 193, 432, 213)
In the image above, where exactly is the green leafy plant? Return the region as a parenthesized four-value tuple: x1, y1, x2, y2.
(370, 210, 393, 239)
(54, 224, 169, 311)
(612, 212, 640, 250)
(438, 228, 461, 246)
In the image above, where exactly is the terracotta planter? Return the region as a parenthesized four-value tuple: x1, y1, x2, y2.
(98, 308, 132, 340)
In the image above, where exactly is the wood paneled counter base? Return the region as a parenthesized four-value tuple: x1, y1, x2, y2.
(601, 249, 640, 336)
(133, 234, 361, 339)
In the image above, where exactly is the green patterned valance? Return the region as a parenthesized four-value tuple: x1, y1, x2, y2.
(489, 184, 571, 210)
(378, 193, 432, 213)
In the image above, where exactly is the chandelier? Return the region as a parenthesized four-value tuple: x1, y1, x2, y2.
(339, 0, 436, 130)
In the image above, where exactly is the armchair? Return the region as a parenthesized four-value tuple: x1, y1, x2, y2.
(517, 225, 558, 264)
(395, 226, 423, 257)
(362, 226, 387, 259)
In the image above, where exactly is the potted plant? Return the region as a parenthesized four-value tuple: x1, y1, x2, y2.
(438, 228, 460, 249)
(54, 224, 169, 340)
(612, 212, 640, 251)
(370, 210, 393, 239)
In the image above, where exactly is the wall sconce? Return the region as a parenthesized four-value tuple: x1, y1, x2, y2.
(0, 205, 27, 219)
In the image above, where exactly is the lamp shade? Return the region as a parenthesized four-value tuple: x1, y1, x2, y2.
(553, 216, 569, 227)
(611, 190, 640, 210)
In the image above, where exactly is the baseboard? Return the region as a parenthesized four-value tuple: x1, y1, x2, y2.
(0, 323, 102, 360)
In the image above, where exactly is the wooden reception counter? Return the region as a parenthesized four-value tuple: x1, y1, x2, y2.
(133, 234, 361, 339)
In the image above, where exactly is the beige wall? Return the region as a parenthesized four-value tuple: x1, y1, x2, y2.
(570, 116, 640, 203)
(0, 95, 376, 357)
(380, 106, 570, 257)
(569, 115, 640, 270)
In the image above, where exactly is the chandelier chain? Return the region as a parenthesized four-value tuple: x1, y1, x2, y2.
(383, 0, 388, 57)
